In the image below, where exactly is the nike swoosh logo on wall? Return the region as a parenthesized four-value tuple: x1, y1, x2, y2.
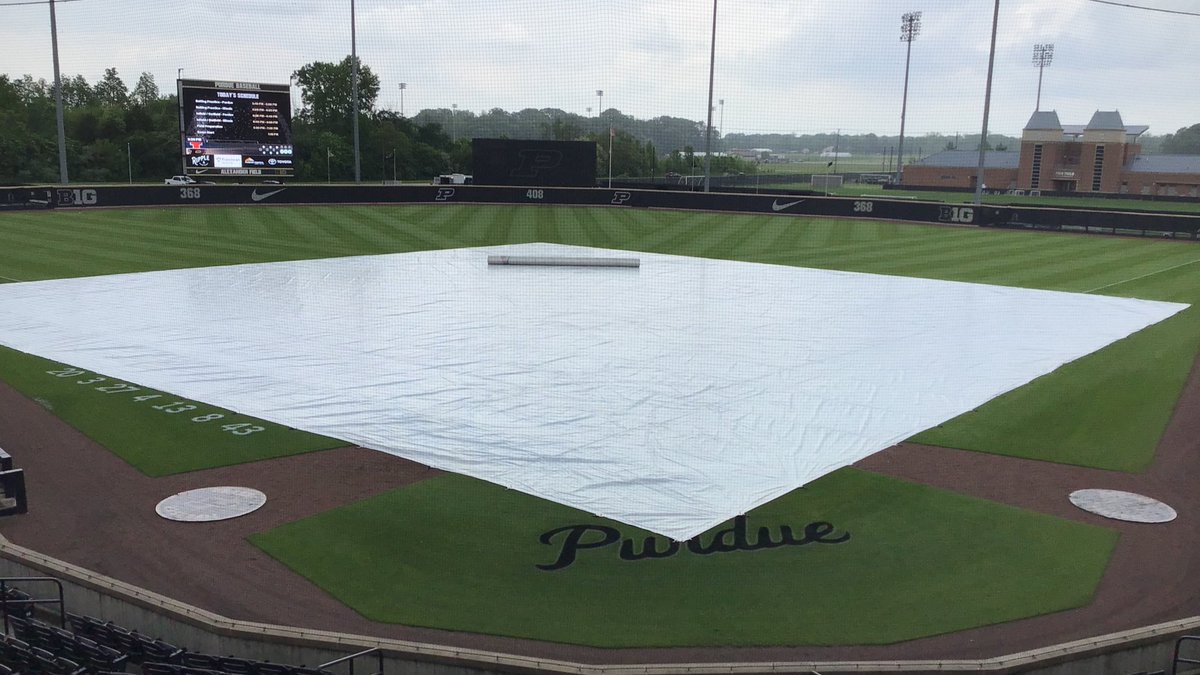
(771, 199, 805, 212)
(250, 188, 287, 202)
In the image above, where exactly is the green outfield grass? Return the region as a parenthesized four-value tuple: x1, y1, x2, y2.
(0, 204, 1197, 475)
(0, 345, 343, 475)
(746, 181, 1200, 213)
(250, 468, 1116, 647)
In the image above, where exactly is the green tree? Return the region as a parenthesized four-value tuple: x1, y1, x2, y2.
(1161, 123, 1200, 154)
(93, 67, 129, 107)
(130, 72, 160, 106)
(292, 56, 380, 128)
(546, 116, 584, 141)
(61, 74, 95, 108)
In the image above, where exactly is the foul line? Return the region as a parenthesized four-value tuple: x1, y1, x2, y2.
(0, 274, 22, 283)
(1085, 258, 1200, 293)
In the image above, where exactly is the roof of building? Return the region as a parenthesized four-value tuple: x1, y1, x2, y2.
(1085, 110, 1126, 131)
(1027, 109, 1148, 140)
(912, 150, 1020, 169)
(1024, 110, 1062, 130)
(1059, 124, 1150, 139)
(1126, 154, 1200, 174)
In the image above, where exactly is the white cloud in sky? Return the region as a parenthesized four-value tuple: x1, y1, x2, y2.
(1, 0, 1197, 137)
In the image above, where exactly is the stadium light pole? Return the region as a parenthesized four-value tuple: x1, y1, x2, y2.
(399, 82, 406, 117)
(351, 0, 362, 183)
(702, 0, 718, 193)
(48, 0, 69, 184)
(718, 98, 725, 150)
(974, 0, 1001, 206)
(1032, 43, 1053, 111)
(596, 89, 603, 117)
(127, 141, 132, 184)
(895, 10, 921, 185)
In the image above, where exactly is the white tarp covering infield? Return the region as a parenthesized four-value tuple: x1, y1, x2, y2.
(0, 243, 1187, 540)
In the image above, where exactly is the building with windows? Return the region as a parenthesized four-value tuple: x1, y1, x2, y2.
(900, 110, 1200, 197)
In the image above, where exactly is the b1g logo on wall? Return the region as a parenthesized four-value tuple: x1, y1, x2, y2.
(939, 206, 975, 224)
(56, 188, 98, 206)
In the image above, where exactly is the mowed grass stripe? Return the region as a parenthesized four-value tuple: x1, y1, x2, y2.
(0, 204, 1196, 476)
(46, 210, 325, 270)
(1035, 248, 1200, 295)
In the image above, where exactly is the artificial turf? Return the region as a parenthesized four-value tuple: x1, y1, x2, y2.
(0, 204, 1196, 474)
(249, 468, 1117, 647)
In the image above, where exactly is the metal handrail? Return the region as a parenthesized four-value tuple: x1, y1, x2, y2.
(0, 576, 66, 632)
(319, 646, 384, 675)
(1173, 635, 1200, 674)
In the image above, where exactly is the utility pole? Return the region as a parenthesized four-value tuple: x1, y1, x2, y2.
(974, 0, 1001, 206)
(351, 0, 361, 183)
(702, 0, 718, 193)
(49, 0, 69, 184)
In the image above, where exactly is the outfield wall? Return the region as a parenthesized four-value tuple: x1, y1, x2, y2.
(39, 184, 1003, 228)
(5, 183, 1198, 237)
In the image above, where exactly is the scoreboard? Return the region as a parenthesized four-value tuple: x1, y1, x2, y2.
(178, 79, 294, 177)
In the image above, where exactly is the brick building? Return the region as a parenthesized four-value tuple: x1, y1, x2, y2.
(901, 110, 1200, 197)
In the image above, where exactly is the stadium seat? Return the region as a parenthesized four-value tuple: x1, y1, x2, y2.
(141, 636, 185, 664)
(142, 662, 182, 675)
(1, 586, 34, 619)
(217, 655, 255, 673)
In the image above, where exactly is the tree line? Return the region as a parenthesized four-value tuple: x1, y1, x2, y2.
(5, 55, 1193, 186)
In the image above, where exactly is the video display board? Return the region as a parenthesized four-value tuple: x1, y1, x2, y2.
(472, 139, 597, 187)
(178, 79, 294, 177)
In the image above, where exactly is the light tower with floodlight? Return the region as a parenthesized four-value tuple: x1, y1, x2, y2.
(1032, 43, 1054, 111)
(895, 10, 921, 184)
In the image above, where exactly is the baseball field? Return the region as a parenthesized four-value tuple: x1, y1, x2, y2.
(0, 203, 1197, 649)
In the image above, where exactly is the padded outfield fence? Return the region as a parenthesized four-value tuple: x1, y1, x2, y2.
(2, 185, 1198, 239)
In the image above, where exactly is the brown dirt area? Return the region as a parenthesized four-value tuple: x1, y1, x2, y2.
(0, 352, 1198, 666)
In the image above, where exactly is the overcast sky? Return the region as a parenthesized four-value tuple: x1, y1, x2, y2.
(2, 0, 1198, 137)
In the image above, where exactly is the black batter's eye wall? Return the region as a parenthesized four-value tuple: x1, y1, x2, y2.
(472, 139, 597, 187)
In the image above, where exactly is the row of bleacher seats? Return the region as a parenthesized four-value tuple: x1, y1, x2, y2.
(0, 632, 103, 675)
(66, 613, 333, 675)
(11, 615, 127, 671)
(1, 582, 373, 675)
(66, 613, 183, 665)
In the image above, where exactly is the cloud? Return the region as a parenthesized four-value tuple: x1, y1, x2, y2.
(1, 0, 1197, 137)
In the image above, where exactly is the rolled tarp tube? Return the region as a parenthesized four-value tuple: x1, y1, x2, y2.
(487, 255, 640, 268)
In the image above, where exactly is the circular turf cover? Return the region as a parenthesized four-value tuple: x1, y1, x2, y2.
(1069, 489, 1177, 523)
(156, 486, 267, 522)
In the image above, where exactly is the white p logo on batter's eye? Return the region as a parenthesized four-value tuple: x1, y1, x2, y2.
(435, 187, 456, 201)
(611, 191, 632, 205)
